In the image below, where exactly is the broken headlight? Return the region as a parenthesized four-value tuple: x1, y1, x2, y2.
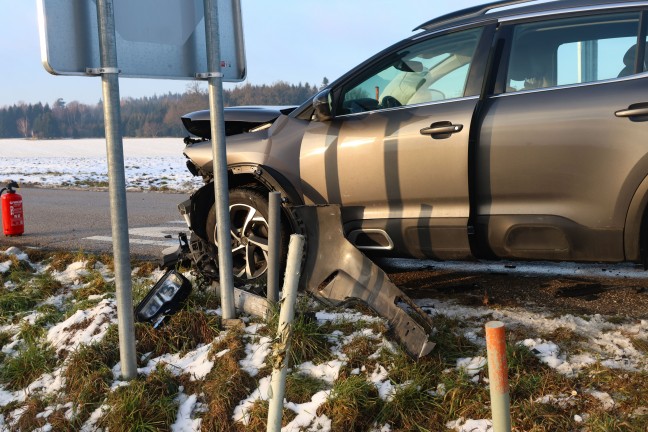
(135, 270, 192, 326)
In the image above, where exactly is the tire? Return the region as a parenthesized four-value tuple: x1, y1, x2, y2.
(205, 187, 288, 287)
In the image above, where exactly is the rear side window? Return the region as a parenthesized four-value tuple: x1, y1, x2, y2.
(506, 12, 641, 92)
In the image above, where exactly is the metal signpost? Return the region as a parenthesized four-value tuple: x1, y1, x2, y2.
(38, 0, 245, 378)
(94, 0, 137, 379)
(203, 0, 235, 321)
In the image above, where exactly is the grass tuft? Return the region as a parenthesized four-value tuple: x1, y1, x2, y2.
(341, 335, 382, 373)
(74, 271, 115, 300)
(136, 309, 220, 360)
(18, 322, 45, 345)
(0, 340, 57, 390)
(285, 372, 328, 404)
(377, 380, 440, 429)
(35, 304, 65, 327)
(132, 261, 158, 278)
(64, 325, 120, 422)
(3, 255, 34, 278)
(15, 397, 47, 432)
(428, 314, 479, 365)
(187, 283, 220, 310)
(263, 305, 333, 367)
(30, 271, 63, 297)
(186, 287, 221, 310)
(0, 331, 11, 349)
(98, 365, 179, 432)
(0, 291, 38, 319)
(200, 328, 255, 431)
(46, 408, 76, 431)
(631, 337, 648, 355)
(237, 399, 296, 432)
(23, 248, 50, 263)
(320, 318, 388, 336)
(48, 251, 82, 272)
(318, 375, 382, 431)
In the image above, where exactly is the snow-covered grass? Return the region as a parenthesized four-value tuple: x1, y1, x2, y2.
(1, 246, 648, 431)
(0, 138, 202, 192)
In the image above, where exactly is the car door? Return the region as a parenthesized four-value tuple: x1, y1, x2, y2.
(300, 26, 489, 259)
(478, 9, 648, 262)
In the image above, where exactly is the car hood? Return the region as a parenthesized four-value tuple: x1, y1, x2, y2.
(181, 105, 297, 138)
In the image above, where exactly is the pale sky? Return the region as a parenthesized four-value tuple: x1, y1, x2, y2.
(0, 0, 481, 107)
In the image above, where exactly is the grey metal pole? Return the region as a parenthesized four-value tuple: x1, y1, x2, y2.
(267, 191, 281, 303)
(95, 0, 137, 379)
(203, 0, 236, 320)
(267, 234, 305, 432)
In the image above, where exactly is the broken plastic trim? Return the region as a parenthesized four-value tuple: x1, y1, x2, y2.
(293, 205, 436, 358)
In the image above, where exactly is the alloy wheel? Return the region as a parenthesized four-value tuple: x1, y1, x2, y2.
(227, 203, 269, 280)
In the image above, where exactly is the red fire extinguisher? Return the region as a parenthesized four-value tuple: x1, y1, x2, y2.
(1, 180, 24, 236)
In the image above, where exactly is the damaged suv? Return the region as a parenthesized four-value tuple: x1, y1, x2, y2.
(179, 0, 648, 288)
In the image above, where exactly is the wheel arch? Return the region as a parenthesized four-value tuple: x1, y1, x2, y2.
(189, 163, 302, 241)
(624, 174, 648, 266)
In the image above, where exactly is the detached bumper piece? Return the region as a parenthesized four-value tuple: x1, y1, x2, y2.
(294, 205, 436, 358)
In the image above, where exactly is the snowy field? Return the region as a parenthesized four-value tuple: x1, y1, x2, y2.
(0, 138, 202, 192)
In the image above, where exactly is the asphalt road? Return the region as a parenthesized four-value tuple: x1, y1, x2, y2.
(0, 186, 189, 260)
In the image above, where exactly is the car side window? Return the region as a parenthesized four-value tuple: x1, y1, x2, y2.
(338, 27, 483, 115)
(506, 12, 641, 92)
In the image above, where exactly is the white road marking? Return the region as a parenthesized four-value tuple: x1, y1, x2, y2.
(84, 222, 187, 247)
(85, 236, 177, 247)
(129, 227, 182, 238)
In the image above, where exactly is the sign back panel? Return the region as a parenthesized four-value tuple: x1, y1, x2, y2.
(37, 0, 246, 81)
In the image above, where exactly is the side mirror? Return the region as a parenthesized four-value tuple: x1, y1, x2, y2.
(312, 89, 332, 122)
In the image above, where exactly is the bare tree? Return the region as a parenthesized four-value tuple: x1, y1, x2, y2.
(16, 117, 30, 138)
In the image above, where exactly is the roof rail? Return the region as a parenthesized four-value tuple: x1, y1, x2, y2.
(414, 0, 552, 31)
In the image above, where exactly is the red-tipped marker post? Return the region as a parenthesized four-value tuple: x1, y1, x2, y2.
(485, 321, 511, 432)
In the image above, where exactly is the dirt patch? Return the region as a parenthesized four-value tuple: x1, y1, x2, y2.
(389, 267, 648, 319)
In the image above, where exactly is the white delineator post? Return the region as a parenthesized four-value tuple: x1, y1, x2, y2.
(267, 234, 305, 432)
(485, 321, 512, 432)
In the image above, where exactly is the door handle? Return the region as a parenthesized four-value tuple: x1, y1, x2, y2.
(420, 121, 463, 138)
(615, 103, 648, 118)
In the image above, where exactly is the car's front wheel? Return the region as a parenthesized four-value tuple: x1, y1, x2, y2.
(205, 187, 286, 287)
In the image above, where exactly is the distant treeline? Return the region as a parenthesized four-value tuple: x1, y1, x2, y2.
(0, 81, 320, 139)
